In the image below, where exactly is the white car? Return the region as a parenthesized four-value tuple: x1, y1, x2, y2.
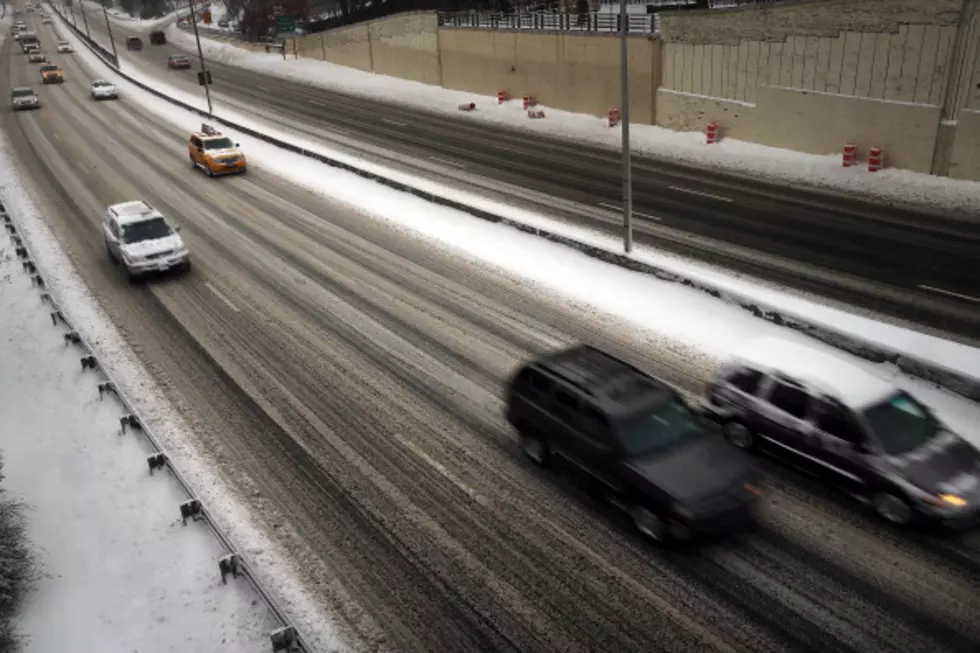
(42, 17, 52, 24)
(103, 201, 191, 279)
(57, 41, 73, 53)
(90, 79, 118, 100)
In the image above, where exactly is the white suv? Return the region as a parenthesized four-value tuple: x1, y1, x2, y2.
(103, 201, 190, 279)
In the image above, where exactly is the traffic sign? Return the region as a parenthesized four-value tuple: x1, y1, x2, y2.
(202, 9, 212, 24)
(275, 15, 294, 34)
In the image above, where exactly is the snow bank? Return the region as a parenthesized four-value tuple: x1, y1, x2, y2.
(80, 0, 197, 29)
(0, 124, 349, 652)
(162, 23, 980, 216)
(0, 221, 278, 651)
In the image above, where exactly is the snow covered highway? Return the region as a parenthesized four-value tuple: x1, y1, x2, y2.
(2, 4, 980, 652)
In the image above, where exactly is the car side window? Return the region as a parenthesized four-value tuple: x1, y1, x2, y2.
(814, 403, 864, 445)
(579, 404, 612, 446)
(724, 366, 763, 395)
(766, 380, 811, 420)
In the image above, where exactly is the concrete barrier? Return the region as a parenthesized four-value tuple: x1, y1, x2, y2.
(49, 5, 980, 404)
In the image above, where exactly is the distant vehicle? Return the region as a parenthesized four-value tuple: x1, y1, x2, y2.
(103, 201, 191, 280)
(42, 16, 52, 24)
(90, 79, 119, 100)
(703, 336, 980, 530)
(40, 64, 64, 84)
(125, 36, 143, 51)
(28, 52, 47, 64)
(18, 31, 39, 50)
(507, 344, 763, 543)
(149, 30, 166, 45)
(57, 41, 73, 53)
(217, 19, 229, 28)
(167, 53, 191, 69)
(188, 123, 247, 176)
(10, 87, 41, 111)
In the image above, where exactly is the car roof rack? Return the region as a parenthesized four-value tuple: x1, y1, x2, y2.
(200, 123, 221, 136)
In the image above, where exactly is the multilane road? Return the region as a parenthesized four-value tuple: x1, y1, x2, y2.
(67, 7, 980, 341)
(3, 16, 980, 653)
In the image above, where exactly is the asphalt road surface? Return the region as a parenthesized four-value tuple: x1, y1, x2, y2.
(4, 15, 980, 653)
(64, 7, 980, 341)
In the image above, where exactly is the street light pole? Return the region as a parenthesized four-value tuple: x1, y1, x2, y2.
(100, 2, 119, 66)
(79, 0, 91, 38)
(187, 0, 214, 118)
(619, 0, 633, 254)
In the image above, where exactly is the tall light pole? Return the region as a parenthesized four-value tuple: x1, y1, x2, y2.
(619, 0, 633, 254)
(79, 0, 91, 38)
(100, 1, 119, 66)
(187, 0, 214, 118)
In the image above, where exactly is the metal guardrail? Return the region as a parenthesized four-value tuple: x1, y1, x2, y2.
(0, 200, 308, 653)
(437, 10, 658, 33)
(48, 4, 980, 404)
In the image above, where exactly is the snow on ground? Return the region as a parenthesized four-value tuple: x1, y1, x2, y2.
(45, 11, 980, 450)
(160, 23, 980, 216)
(0, 130, 349, 652)
(79, 0, 198, 29)
(51, 8, 980, 389)
(0, 236, 279, 650)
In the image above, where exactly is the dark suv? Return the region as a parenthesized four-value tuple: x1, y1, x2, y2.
(703, 336, 980, 530)
(126, 36, 143, 51)
(507, 344, 763, 543)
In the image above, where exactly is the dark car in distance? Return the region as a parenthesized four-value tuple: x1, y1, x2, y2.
(149, 30, 166, 45)
(507, 344, 764, 543)
(126, 36, 143, 51)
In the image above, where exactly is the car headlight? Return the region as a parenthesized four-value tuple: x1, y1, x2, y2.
(925, 493, 969, 509)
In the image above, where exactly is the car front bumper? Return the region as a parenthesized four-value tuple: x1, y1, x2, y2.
(12, 101, 40, 110)
(92, 91, 118, 99)
(124, 253, 190, 275)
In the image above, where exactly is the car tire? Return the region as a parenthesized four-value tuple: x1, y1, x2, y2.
(189, 155, 196, 169)
(723, 421, 755, 450)
(520, 432, 550, 467)
(205, 164, 214, 177)
(630, 505, 667, 542)
(181, 260, 192, 274)
(872, 491, 914, 526)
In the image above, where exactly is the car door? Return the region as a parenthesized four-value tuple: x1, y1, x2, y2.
(755, 375, 817, 470)
(804, 400, 872, 496)
(549, 390, 622, 492)
(104, 217, 121, 255)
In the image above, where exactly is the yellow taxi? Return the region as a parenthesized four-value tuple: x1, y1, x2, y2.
(40, 64, 64, 84)
(188, 124, 247, 176)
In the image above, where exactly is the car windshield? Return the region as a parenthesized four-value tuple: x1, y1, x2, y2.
(120, 217, 172, 244)
(41, 65, 58, 72)
(204, 137, 235, 150)
(93, 81, 110, 87)
(12, 89, 33, 97)
(862, 392, 941, 456)
(617, 398, 703, 458)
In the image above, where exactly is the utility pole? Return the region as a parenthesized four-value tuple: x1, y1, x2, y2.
(619, 0, 633, 254)
(79, 0, 91, 38)
(100, 1, 119, 66)
(187, 0, 214, 117)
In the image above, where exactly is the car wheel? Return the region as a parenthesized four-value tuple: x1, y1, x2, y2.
(520, 432, 550, 467)
(189, 155, 197, 169)
(872, 492, 913, 526)
(181, 260, 192, 274)
(205, 164, 214, 177)
(630, 505, 667, 542)
(723, 421, 755, 450)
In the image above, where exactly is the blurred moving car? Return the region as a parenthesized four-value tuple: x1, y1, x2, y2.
(90, 79, 119, 100)
(40, 64, 64, 84)
(167, 53, 191, 69)
(149, 30, 166, 45)
(103, 201, 191, 280)
(57, 41, 74, 53)
(507, 344, 763, 543)
(188, 124, 247, 176)
(703, 336, 980, 530)
(10, 87, 41, 111)
(126, 36, 143, 51)
(28, 51, 47, 64)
